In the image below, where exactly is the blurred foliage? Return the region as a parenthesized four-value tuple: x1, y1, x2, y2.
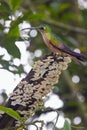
(0, 0, 87, 129)
(63, 120, 71, 130)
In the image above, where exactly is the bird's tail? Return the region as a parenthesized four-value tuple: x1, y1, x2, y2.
(58, 44, 87, 62)
(51, 43, 87, 63)
(70, 52, 87, 65)
(72, 52, 87, 62)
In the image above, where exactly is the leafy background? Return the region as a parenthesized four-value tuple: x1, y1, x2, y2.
(0, 0, 87, 129)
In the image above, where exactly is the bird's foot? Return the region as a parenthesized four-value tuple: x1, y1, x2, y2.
(51, 53, 64, 62)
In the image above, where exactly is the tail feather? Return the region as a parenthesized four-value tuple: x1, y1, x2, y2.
(57, 44, 87, 62)
(75, 53, 87, 61)
(71, 53, 87, 65)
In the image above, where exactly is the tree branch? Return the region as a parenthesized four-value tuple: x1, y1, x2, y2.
(42, 19, 87, 35)
(0, 53, 71, 129)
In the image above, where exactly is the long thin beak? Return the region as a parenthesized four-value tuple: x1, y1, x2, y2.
(21, 27, 39, 31)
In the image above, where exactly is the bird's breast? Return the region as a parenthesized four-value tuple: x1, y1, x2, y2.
(41, 33, 51, 46)
(41, 33, 61, 54)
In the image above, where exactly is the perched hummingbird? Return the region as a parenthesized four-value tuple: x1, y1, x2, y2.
(22, 24, 87, 63)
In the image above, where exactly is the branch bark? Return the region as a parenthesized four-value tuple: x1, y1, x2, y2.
(0, 53, 71, 129)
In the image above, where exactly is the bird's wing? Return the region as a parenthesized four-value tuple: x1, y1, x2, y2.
(50, 42, 75, 55)
(50, 42, 87, 61)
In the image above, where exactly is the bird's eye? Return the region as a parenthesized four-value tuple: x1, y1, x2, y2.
(39, 27, 44, 30)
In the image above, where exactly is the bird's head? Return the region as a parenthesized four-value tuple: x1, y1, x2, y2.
(37, 24, 52, 33)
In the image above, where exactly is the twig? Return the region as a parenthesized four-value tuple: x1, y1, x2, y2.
(42, 19, 87, 35)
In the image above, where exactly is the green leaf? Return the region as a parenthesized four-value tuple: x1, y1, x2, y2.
(0, 59, 10, 69)
(8, 26, 20, 37)
(2, 37, 21, 58)
(0, 106, 21, 120)
(63, 120, 71, 130)
(0, 1, 11, 19)
(57, 3, 70, 14)
(23, 12, 48, 21)
(8, 0, 22, 11)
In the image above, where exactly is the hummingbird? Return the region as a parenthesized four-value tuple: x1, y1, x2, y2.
(22, 24, 87, 63)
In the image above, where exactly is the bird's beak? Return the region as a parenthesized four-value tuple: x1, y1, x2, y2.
(21, 27, 39, 31)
